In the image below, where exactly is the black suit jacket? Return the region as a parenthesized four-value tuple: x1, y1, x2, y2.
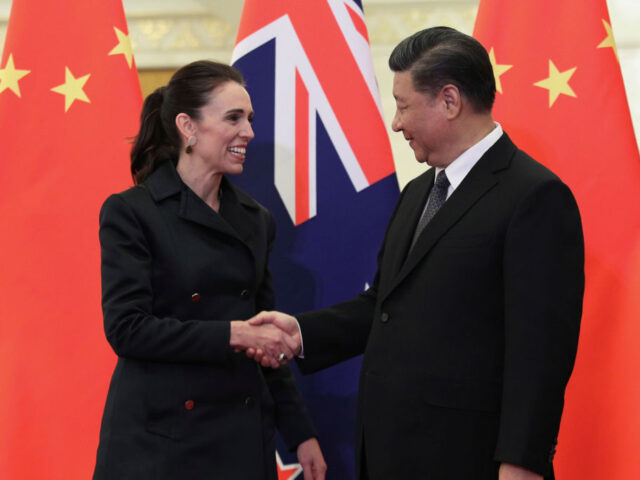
(297, 133, 584, 479)
(93, 161, 315, 480)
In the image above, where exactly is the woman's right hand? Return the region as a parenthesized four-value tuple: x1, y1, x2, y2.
(229, 320, 297, 368)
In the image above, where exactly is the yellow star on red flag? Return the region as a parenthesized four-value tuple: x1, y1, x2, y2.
(0, 53, 31, 98)
(597, 19, 619, 62)
(0, 1, 143, 478)
(51, 66, 91, 112)
(488, 47, 512, 94)
(534, 60, 577, 107)
(108, 26, 134, 68)
(474, 2, 640, 479)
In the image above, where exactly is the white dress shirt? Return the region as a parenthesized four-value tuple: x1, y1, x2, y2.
(435, 122, 503, 199)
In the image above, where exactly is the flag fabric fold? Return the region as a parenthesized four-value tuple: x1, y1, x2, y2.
(0, 1, 141, 478)
(474, 1, 640, 478)
(231, 1, 399, 478)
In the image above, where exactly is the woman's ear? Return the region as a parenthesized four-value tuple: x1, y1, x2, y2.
(175, 113, 196, 140)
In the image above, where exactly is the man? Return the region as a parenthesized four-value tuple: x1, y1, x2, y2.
(249, 26, 584, 480)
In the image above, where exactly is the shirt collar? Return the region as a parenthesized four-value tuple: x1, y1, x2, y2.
(435, 122, 503, 190)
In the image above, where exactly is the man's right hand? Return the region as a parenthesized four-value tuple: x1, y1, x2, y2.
(246, 311, 302, 367)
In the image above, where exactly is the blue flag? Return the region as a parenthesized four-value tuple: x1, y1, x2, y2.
(232, 2, 399, 477)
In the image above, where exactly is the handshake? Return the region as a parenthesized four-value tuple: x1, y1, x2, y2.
(229, 311, 301, 368)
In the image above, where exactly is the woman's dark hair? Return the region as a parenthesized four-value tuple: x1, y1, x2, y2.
(389, 26, 495, 113)
(130, 60, 245, 184)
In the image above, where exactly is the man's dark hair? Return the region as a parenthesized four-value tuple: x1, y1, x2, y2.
(389, 26, 495, 112)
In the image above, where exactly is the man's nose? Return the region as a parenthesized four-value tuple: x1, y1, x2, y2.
(391, 111, 402, 132)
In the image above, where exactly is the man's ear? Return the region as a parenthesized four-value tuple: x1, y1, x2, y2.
(175, 113, 196, 140)
(440, 84, 462, 119)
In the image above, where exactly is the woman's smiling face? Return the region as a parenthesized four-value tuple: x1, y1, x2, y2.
(190, 81, 255, 175)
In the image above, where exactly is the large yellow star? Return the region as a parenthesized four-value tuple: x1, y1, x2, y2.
(51, 67, 91, 112)
(534, 60, 577, 108)
(597, 19, 619, 62)
(0, 54, 31, 98)
(488, 47, 512, 94)
(108, 27, 134, 68)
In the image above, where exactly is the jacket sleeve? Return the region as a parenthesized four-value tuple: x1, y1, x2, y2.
(295, 288, 376, 374)
(293, 181, 412, 374)
(257, 211, 318, 450)
(494, 179, 584, 476)
(99, 193, 232, 364)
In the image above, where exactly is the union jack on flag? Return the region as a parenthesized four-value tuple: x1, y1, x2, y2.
(232, 0, 395, 225)
(231, 1, 399, 478)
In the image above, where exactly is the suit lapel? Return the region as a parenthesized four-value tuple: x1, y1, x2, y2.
(383, 133, 516, 299)
(380, 169, 434, 283)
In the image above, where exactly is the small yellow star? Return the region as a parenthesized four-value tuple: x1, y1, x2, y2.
(51, 67, 91, 112)
(597, 19, 619, 63)
(488, 47, 512, 94)
(0, 54, 31, 98)
(534, 60, 577, 108)
(108, 27, 134, 68)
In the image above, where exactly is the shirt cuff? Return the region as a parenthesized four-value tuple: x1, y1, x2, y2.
(295, 317, 305, 358)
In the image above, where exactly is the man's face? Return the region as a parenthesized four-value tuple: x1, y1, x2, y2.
(391, 71, 449, 167)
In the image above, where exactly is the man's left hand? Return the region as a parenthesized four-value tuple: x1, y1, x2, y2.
(499, 463, 543, 480)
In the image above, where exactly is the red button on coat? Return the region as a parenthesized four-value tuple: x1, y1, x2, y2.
(185, 400, 195, 410)
(191, 293, 201, 302)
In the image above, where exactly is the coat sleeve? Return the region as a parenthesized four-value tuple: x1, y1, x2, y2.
(257, 211, 318, 450)
(494, 179, 584, 476)
(99, 193, 232, 364)
(293, 181, 411, 374)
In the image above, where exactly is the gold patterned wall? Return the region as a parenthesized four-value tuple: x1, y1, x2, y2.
(139, 70, 175, 98)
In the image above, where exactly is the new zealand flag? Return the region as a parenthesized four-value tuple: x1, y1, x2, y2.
(231, 1, 399, 478)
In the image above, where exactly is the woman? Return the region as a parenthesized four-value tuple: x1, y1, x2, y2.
(93, 61, 326, 480)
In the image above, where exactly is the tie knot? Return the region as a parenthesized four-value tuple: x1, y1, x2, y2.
(435, 170, 449, 190)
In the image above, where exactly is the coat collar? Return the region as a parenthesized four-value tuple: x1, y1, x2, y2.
(382, 132, 517, 298)
(144, 160, 261, 246)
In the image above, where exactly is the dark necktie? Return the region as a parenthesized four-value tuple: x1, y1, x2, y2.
(410, 170, 450, 249)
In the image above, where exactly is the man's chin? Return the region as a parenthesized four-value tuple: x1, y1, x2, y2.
(414, 154, 430, 165)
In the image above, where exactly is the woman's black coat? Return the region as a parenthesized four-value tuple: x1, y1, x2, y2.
(93, 161, 315, 480)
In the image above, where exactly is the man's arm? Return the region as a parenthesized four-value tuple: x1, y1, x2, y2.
(496, 179, 584, 476)
(247, 284, 377, 373)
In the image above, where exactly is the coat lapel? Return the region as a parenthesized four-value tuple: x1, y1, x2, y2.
(383, 133, 516, 299)
(179, 186, 244, 241)
(145, 161, 256, 247)
(217, 177, 260, 252)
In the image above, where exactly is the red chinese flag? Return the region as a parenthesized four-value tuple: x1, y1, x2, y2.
(474, 1, 640, 478)
(0, 1, 141, 478)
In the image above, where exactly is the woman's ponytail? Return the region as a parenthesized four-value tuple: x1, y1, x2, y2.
(130, 86, 178, 184)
